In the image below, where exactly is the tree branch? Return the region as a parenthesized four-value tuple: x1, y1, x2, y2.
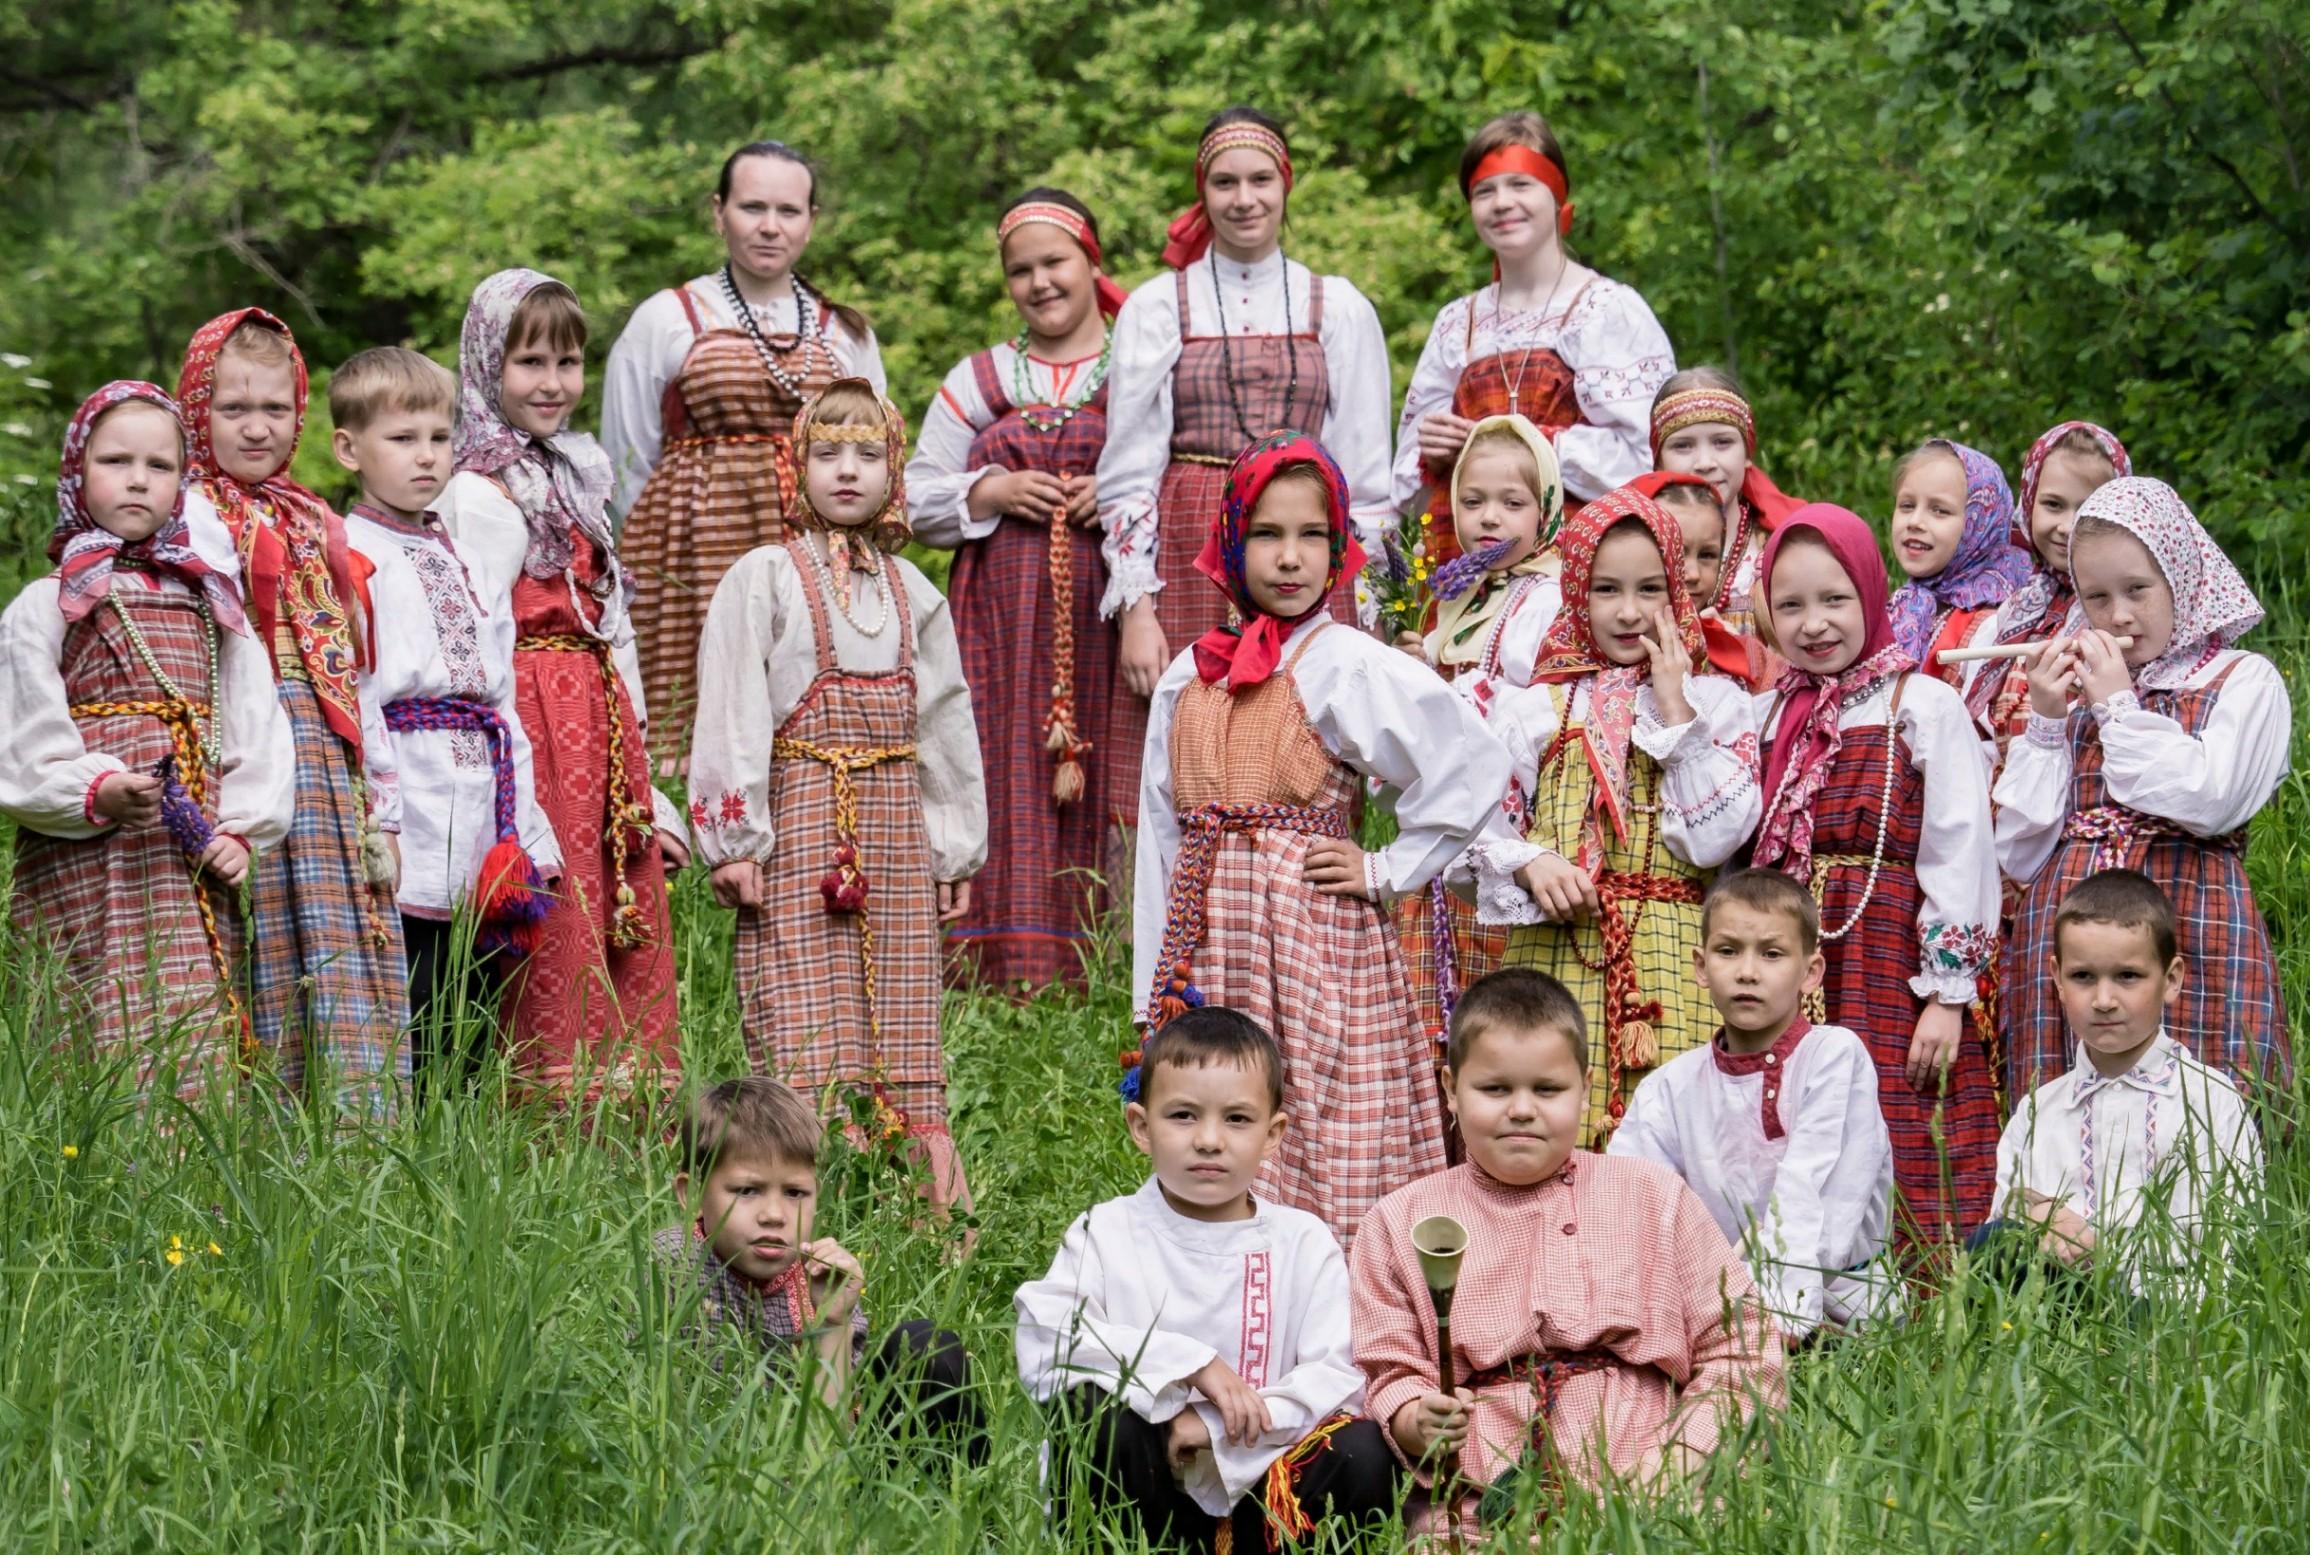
(2105, 5, 2299, 251)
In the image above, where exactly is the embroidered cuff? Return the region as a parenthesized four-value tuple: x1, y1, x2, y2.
(1913, 920, 1992, 1004)
(1470, 838, 1548, 925)
(1362, 850, 1391, 905)
(2089, 689, 2142, 727)
(1098, 546, 1162, 620)
(2023, 711, 2069, 750)
(1631, 689, 1709, 766)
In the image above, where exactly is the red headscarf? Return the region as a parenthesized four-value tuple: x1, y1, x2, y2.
(1626, 469, 1758, 684)
(998, 200, 1129, 319)
(1163, 122, 1293, 271)
(52, 380, 248, 635)
(177, 307, 372, 752)
(1190, 431, 1365, 690)
(1529, 483, 1706, 860)
(1752, 504, 1913, 876)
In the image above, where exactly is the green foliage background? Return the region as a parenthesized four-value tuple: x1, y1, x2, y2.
(2, 0, 2305, 543)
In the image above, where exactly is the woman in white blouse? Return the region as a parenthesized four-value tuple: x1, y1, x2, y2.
(600, 141, 887, 769)
(1393, 111, 1676, 554)
(1097, 105, 1394, 821)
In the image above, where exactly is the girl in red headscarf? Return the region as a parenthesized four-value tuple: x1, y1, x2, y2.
(907, 187, 1125, 993)
(1098, 107, 1395, 825)
(1129, 432, 1511, 1247)
(178, 310, 413, 1116)
(1748, 505, 2001, 1252)
(1394, 112, 1676, 566)
(1467, 484, 1762, 1142)
(0, 382, 294, 1099)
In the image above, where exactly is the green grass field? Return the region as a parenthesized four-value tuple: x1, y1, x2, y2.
(4, 584, 2309, 1553)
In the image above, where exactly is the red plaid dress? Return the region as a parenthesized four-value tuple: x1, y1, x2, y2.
(1803, 719, 2001, 1247)
(1165, 630, 1446, 1245)
(1110, 270, 1347, 823)
(1412, 291, 1583, 568)
(623, 286, 834, 769)
(738, 545, 964, 1207)
(502, 528, 680, 1097)
(2001, 663, 2288, 1098)
(942, 349, 1117, 991)
(10, 593, 243, 1098)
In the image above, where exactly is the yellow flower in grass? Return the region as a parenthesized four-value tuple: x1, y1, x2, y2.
(169, 1235, 182, 1250)
(207, 1242, 222, 1257)
(60, 1144, 77, 1159)
(165, 1249, 185, 1268)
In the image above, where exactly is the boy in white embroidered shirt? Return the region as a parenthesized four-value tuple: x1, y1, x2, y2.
(1610, 870, 1898, 1343)
(1015, 1008, 1396, 1549)
(1980, 869, 2262, 1291)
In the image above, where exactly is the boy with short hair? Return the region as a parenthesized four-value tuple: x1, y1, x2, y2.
(335, 346, 560, 1093)
(1983, 869, 2262, 1288)
(1609, 870, 1898, 1341)
(657, 1076, 978, 1433)
(1015, 1008, 1396, 1552)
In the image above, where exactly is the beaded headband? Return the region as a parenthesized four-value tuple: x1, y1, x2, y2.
(802, 423, 889, 444)
(999, 202, 1094, 249)
(1197, 124, 1289, 174)
(1650, 388, 1756, 458)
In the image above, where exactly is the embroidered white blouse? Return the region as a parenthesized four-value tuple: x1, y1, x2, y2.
(433, 469, 688, 840)
(1992, 649, 2290, 885)
(0, 568, 295, 848)
(684, 538, 987, 883)
(1994, 1031, 2262, 1290)
(1095, 252, 1393, 617)
(1130, 614, 1512, 1021)
(600, 276, 888, 520)
(1390, 279, 1675, 509)
(1466, 672, 1761, 926)
(1610, 1023, 1897, 1341)
(348, 511, 562, 916)
(1752, 673, 2000, 1004)
(1015, 1178, 1365, 1516)
(905, 343, 1109, 548)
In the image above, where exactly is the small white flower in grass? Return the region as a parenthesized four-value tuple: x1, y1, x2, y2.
(0, 352, 29, 369)
(2, 421, 31, 438)
(23, 376, 51, 389)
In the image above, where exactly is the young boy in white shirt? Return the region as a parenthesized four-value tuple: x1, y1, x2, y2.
(1981, 868, 2262, 1290)
(1015, 1007, 1396, 1550)
(1610, 869, 1898, 1342)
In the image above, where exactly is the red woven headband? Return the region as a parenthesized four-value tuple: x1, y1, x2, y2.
(1464, 144, 1573, 236)
(1162, 124, 1295, 269)
(1650, 388, 1756, 459)
(998, 201, 1128, 319)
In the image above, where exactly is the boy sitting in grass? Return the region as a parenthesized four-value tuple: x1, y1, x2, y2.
(658, 1076, 979, 1442)
(1610, 870, 1899, 1343)
(1015, 1008, 1397, 1551)
(1977, 869, 2263, 1291)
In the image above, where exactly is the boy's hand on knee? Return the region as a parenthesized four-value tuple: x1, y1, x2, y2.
(94, 771, 163, 828)
(804, 1237, 864, 1325)
(1166, 1407, 1212, 1474)
(1390, 1389, 1474, 1461)
(710, 859, 763, 910)
(1302, 837, 1372, 900)
(197, 835, 250, 888)
(1187, 1357, 1271, 1446)
(936, 878, 972, 923)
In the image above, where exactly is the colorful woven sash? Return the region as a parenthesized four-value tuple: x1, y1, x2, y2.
(2064, 803, 2238, 873)
(516, 633, 656, 948)
(382, 696, 550, 953)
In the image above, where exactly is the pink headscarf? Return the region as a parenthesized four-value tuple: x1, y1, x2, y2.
(1993, 420, 2131, 647)
(2073, 477, 2262, 691)
(1753, 503, 1914, 875)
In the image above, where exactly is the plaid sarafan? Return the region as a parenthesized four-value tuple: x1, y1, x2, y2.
(624, 290, 835, 770)
(2002, 666, 2289, 1098)
(737, 545, 963, 1205)
(1800, 721, 2000, 1247)
(247, 681, 408, 1117)
(1165, 640, 1447, 1247)
(9, 594, 242, 1099)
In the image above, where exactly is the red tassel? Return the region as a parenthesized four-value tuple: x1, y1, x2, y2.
(820, 842, 870, 914)
(475, 837, 548, 955)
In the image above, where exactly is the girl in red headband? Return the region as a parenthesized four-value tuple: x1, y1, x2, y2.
(603, 140, 888, 772)
(1393, 111, 1675, 564)
(1097, 106, 1394, 826)
(907, 187, 1124, 993)
(1131, 432, 1511, 1245)
(1648, 364, 1804, 661)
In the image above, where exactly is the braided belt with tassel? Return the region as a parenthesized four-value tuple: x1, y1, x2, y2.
(1040, 481, 1092, 805)
(1210, 1412, 1356, 1555)
(2063, 804, 2237, 873)
(1124, 802, 1350, 1099)
(1465, 1348, 1623, 1527)
(1565, 855, 1704, 1135)
(516, 634, 657, 949)
(771, 735, 919, 1135)
(70, 698, 255, 1066)
(381, 697, 550, 954)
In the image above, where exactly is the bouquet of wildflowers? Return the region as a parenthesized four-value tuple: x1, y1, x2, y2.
(1365, 509, 1437, 642)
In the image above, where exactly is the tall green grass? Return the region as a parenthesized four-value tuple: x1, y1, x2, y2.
(2, 589, 2308, 1552)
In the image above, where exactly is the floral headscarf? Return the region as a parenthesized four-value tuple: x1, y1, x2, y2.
(1190, 431, 1366, 689)
(1753, 504, 1914, 877)
(1427, 413, 1564, 669)
(1627, 469, 1757, 684)
(2072, 477, 2262, 691)
(52, 381, 247, 635)
(453, 267, 631, 626)
(178, 307, 369, 749)
(1885, 439, 2033, 661)
(782, 378, 912, 614)
(1529, 483, 1706, 861)
(1993, 420, 2131, 648)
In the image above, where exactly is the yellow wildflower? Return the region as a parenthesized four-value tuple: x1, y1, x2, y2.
(207, 1242, 222, 1257)
(169, 1234, 183, 1251)
(165, 1249, 185, 1267)
(61, 1144, 77, 1159)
